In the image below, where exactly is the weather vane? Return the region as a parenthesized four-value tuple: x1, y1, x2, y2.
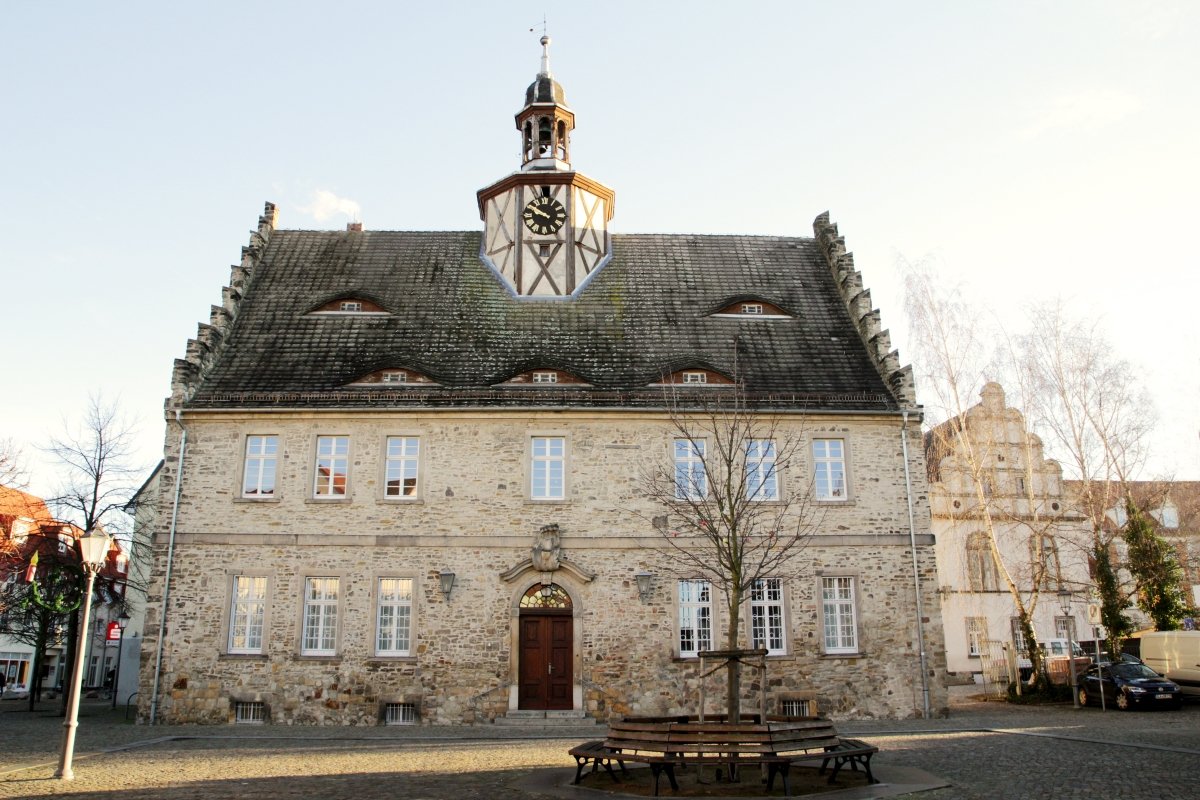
(529, 15, 547, 36)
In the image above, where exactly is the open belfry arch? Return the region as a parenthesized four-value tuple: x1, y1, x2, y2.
(139, 33, 946, 727)
(478, 35, 616, 296)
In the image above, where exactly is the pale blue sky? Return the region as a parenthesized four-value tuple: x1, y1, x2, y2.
(2, 0, 1197, 496)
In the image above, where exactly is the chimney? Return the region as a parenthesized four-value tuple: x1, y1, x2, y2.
(346, 222, 363, 232)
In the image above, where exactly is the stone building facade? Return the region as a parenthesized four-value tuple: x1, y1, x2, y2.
(137, 39, 947, 725)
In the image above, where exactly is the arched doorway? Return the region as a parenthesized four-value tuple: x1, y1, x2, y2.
(518, 583, 573, 710)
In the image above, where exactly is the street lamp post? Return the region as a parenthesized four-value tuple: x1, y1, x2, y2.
(1058, 588, 1080, 710)
(55, 528, 110, 781)
(110, 611, 130, 709)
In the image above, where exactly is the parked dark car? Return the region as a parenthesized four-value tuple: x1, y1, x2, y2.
(1078, 662, 1183, 710)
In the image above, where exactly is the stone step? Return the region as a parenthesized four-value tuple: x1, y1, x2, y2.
(494, 710, 602, 727)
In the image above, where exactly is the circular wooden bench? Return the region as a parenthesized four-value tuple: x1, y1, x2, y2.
(569, 715, 878, 796)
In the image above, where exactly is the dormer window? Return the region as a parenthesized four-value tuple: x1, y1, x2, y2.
(683, 372, 708, 384)
(309, 297, 388, 315)
(711, 299, 792, 319)
(347, 368, 436, 387)
(532, 371, 558, 384)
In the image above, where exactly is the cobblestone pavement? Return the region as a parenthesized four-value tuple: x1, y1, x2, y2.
(1, 697, 1197, 799)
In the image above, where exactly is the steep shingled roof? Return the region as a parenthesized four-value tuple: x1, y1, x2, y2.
(180, 224, 906, 411)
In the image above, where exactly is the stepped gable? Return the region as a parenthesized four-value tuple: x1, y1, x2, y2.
(175, 208, 906, 411)
(170, 202, 277, 404)
(813, 212, 917, 408)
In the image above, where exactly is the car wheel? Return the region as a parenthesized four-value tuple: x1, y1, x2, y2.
(1116, 692, 1130, 710)
(1078, 688, 1090, 706)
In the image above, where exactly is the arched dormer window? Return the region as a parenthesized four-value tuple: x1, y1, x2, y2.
(656, 369, 734, 386)
(308, 297, 389, 315)
(347, 368, 438, 387)
(710, 299, 793, 319)
(497, 369, 589, 386)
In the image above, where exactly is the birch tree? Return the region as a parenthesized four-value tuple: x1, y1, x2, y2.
(905, 267, 1056, 687)
(1016, 302, 1153, 657)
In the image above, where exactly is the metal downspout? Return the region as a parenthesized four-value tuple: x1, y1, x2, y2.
(902, 410, 932, 719)
(149, 409, 186, 725)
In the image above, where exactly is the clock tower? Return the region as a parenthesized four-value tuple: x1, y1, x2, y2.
(477, 36, 616, 297)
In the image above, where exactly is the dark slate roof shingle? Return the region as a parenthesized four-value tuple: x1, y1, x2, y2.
(186, 230, 899, 411)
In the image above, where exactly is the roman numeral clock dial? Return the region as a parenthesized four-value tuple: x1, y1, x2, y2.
(522, 195, 567, 235)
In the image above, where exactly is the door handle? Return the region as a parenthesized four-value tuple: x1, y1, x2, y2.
(548, 662, 553, 674)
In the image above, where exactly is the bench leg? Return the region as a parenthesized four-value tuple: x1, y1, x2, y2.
(573, 757, 588, 784)
(766, 762, 791, 796)
(650, 764, 679, 796)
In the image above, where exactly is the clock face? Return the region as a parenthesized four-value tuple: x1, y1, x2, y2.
(522, 195, 567, 235)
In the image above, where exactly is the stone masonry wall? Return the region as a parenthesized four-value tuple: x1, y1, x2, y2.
(138, 409, 946, 723)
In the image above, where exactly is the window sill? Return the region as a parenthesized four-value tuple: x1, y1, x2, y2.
(819, 651, 864, 659)
(377, 497, 424, 505)
(305, 497, 352, 505)
(295, 655, 342, 663)
(234, 497, 281, 504)
(219, 653, 269, 661)
(526, 498, 569, 504)
(364, 655, 418, 663)
(814, 498, 854, 506)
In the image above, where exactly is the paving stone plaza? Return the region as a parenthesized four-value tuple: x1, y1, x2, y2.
(2, 697, 1197, 799)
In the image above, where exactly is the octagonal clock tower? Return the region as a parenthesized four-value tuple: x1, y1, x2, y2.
(477, 36, 616, 297)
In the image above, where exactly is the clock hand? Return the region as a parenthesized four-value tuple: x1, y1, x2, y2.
(531, 206, 551, 218)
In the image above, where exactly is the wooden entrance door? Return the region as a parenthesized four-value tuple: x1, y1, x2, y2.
(518, 612, 573, 710)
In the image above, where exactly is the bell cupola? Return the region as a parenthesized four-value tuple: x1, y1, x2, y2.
(477, 37, 616, 298)
(517, 36, 575, 170)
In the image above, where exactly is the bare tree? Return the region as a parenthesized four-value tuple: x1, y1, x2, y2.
(905, 266, 1060, 688)
(638, 386, 819, 721)
(44, 395, 143, 535)
(0, 437, 26, 489)
(40, 395, 144, 713)
(1016, 302, 1155, 657)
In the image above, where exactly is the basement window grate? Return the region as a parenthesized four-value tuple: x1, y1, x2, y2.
(780, 699, 812, 717)
(384, 702, 418, 725)
(235, 701, 266, 724)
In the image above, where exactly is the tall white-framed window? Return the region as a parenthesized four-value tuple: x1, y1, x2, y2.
(1054, 616, 1076, 642)
(966, 617, 987, 657)
(1010, 617, 1027, 655)
(375, 577, 414, 656)
(228, 575, 268, 654)
(530, 436, 565, 500)
(313, 436, 350, 497)
(813, 439, 847, 500)
(750, 578, 786, 655)
(674, 439, 707, 500)
(242, 435, 279, 497)
(301, 577, 339, 656)
(746, 439, 778, 500)
(384, 436, 420, 498)
(678, 579, 713, 657)
(821, 576, 858, 653)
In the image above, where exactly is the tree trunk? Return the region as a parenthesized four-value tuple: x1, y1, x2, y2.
(59, 607, 79, 717)
(27, 619, 48, 712)
(726, 588, 742, 722)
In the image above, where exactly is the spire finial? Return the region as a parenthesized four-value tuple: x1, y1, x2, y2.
(539, 33, 552, 78)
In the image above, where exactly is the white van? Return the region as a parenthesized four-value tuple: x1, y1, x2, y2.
(1140, 631, 1200, 698)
